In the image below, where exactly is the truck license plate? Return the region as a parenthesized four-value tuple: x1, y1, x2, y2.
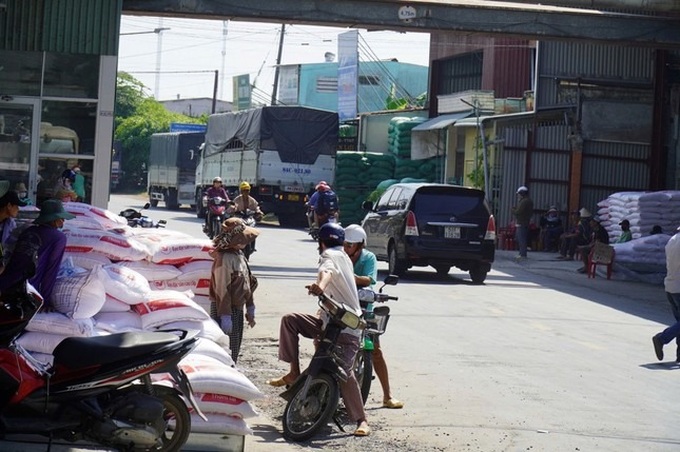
(287, 194, 300, 201)
(444, 226, 460, 239)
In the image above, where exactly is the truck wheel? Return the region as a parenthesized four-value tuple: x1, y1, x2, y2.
(166, 190, 179, 210)
(149, 198, 159, 208)
(195, 191, 206, 218)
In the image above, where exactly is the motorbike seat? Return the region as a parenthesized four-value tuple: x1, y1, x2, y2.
(52, 331, 179, 368)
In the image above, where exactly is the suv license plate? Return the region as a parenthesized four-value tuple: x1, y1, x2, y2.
(444, 226, 460, 239)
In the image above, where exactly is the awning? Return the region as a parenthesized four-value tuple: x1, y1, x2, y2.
(412, 110, 474, 132)
(453, 107, 573, 128)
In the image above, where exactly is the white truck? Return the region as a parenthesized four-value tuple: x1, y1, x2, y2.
(147, 132, 204, 210)
(196, 106, 338, 227)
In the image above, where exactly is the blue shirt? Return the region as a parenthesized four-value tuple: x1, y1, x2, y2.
(308, 191, 320, 209)
(353, 248, 378, 286)
(0, 224, 67, 303)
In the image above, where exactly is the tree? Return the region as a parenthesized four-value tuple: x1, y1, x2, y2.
(113, 73, 205, 190)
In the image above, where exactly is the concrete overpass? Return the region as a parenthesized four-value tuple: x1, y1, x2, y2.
(123, 0, 680, 48)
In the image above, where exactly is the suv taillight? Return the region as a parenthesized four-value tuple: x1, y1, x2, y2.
(485, 215, 496, 241)
(405, 211, 419, 236)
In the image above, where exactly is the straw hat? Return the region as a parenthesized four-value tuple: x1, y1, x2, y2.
(579, 208, 592, 218)
(213, 217, 259, 250)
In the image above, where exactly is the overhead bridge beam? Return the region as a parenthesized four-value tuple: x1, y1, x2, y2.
(122, 0, 680, 48)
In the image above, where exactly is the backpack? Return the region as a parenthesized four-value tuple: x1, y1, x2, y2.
(316, 190, 338, 215)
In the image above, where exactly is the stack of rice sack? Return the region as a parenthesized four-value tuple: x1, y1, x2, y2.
(612, 233, 670, 271)
(597, 191, 680, 241)
(387, 116, 426, 158)
(335, 151, 396, 225)
(16, 202, 262, 436)
(394, 155, 444, 182)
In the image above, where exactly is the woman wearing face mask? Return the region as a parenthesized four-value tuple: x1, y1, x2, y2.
(0, 199, 74, 303)
(14, 182, 31, 206)
(0, 187, 28, 271)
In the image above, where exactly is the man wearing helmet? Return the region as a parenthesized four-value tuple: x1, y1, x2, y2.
(268, 222, 371, 437)
(343, 224, 404, 410)
(203, 177, 230, 236)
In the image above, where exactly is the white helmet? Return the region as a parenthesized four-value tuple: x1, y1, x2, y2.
(344, 224, 367, 244)
(213, 176, 222, 183)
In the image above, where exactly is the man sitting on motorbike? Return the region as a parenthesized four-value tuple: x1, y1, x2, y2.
(343, 224, 404, 410)
(305, 180, 327, 231)
(203, 177, 230, 236)
(228, 181, 263, 250)
(267, 222, 370, 437)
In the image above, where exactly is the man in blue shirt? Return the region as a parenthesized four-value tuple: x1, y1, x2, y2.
(343, 224, 404, 409)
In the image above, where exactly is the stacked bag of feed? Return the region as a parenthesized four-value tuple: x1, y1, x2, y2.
(15, 202, 262, 437)
(387, 116, 426, 158)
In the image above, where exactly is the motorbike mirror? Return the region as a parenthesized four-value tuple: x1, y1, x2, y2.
(383, 275, 399, 285)
(361, 200, 373, 211)
(158, 220, 167, 224)
(143, 202, 151, 210)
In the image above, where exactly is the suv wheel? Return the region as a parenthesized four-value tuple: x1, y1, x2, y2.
(388, 244, 408, 276)
(434, 265, 451, 278)
(469, 266, 488, 284)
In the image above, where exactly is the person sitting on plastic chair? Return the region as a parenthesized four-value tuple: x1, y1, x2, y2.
(576, 216, 609, 274)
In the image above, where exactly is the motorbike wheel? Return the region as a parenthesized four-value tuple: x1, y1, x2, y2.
(211, 217, 221, 239)
(282, 373, 339, 442)
(145, 390, 191, 452)
(353, 349, 373, 405)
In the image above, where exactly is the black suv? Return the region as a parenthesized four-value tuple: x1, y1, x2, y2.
(360, 183, 496, 283)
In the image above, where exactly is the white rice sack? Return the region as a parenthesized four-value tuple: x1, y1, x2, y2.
(50, 266, 106, 319)
(100, 295, 132, 313)
(64, 229, 150, 262)
(63, 252, 111, 270)
(148, 238, 214, 265)
(16, 331, 68, 354)
(28, 352, 54, 367)
(177, 413, 253, 436)
(133, 290, 210, 329)
(194, 393, 258, 419)
(94, 311, 143, 333)
(161, 319, 228, 347)
(192, 295, 211, 312)
(64, 202, 127, 229)
(177, 260, 213, 279)
(191, 337, 235, 367)
(65, 215, 106, 230)
(178, 354, 263, 401)
(101, 264, 152, 305)
(126, 227, 193, 241)
(118, 260, 182, 281)
(26, 312, 95, 337)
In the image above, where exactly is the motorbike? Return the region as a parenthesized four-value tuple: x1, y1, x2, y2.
(308, 210, 339, 241)
(120, 202, 167, 229)
(0, 272, 204, 451)
(232, 208, 261, 260)
(204, 196, 228, 239)
(280, 292, 366, 441)
(353, 275, 399, 404)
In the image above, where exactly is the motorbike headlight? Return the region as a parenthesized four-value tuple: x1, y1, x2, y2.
(340, 311, 365, 330)
(140, 218, 153, 228)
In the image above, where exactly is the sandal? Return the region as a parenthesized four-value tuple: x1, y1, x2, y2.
(383, 398, 404, 409)
(353, 422, 371, 437)
(266, 376, 295, 387)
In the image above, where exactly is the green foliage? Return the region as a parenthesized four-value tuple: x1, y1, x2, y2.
(466, 135, 490, 189)
(114, 73, 204, 188)
(384, 83, 427, 111)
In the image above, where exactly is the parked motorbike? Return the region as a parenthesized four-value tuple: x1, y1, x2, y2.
(0, 273, 204, 451)
(280, 292, 366, 441)
(232, 208, 261, 260)
(353, 275, 399, 404)
(204, 196, 228, 239)
(120, 202, 167, 228)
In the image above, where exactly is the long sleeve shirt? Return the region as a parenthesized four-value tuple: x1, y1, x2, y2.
(209, 249, 254, 316)
(0, 224, 67, 302)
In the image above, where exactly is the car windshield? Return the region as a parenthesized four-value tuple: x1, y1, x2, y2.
(413, 190, 488, 218)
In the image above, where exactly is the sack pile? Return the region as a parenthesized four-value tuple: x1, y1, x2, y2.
(387, 116, 426, 158)
(17, 202, 262, 437)
(597, 191, 680, 241)
(394, 155, 443, 182)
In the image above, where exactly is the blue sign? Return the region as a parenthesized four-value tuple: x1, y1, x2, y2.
(170, 123, 207, 133)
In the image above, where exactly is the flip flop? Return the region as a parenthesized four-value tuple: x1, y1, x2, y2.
(353, 423, 371, 437)
(266, 376, 294, 387)
(383, 398, 404, 409)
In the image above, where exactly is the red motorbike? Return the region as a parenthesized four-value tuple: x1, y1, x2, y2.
(0, 273, 204, 451)
(204, 196, 228, 239)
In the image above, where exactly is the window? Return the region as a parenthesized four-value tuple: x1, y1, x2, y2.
(359, 75, 380, 86)
(43, 53, 99, 99)
(316, 76, 337, 93)
(0, 51, 42, 96)
(437, 52, 483, 96)
(376, 188, 396, 211)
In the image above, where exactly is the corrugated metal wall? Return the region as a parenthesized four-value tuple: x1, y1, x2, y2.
(0, 0, 121, 55)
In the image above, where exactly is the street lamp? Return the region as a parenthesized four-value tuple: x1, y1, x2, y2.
(120, 27, 170, 36)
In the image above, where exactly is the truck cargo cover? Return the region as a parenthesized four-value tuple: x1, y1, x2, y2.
(205, 107, 338, 164)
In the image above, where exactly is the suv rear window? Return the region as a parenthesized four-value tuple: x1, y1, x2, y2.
(412, 188, 488, 218)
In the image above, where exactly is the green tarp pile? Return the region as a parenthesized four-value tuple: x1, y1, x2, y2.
(339, 124, 357, 138)
(335, 151, 397, 225)
(387, 117, 426, 158)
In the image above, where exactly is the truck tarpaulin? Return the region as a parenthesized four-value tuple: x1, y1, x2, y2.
(204, 107, 338, 164)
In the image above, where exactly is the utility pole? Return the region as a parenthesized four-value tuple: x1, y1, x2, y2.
(271, 24, 286, 106)
(154, 18, 166, 99)
(220, 20, 228, 101)
(212, 70, 219, 114)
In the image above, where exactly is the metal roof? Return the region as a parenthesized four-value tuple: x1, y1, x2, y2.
(412, 110, 474, 131)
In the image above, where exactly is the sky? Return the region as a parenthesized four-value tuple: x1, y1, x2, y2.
(117, 16, 431, 104)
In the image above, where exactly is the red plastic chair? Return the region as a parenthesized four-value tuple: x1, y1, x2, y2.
(587, 242, 615, 279)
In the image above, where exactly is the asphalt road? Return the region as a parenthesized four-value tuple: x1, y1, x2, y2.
(3, 195, 678, 451)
